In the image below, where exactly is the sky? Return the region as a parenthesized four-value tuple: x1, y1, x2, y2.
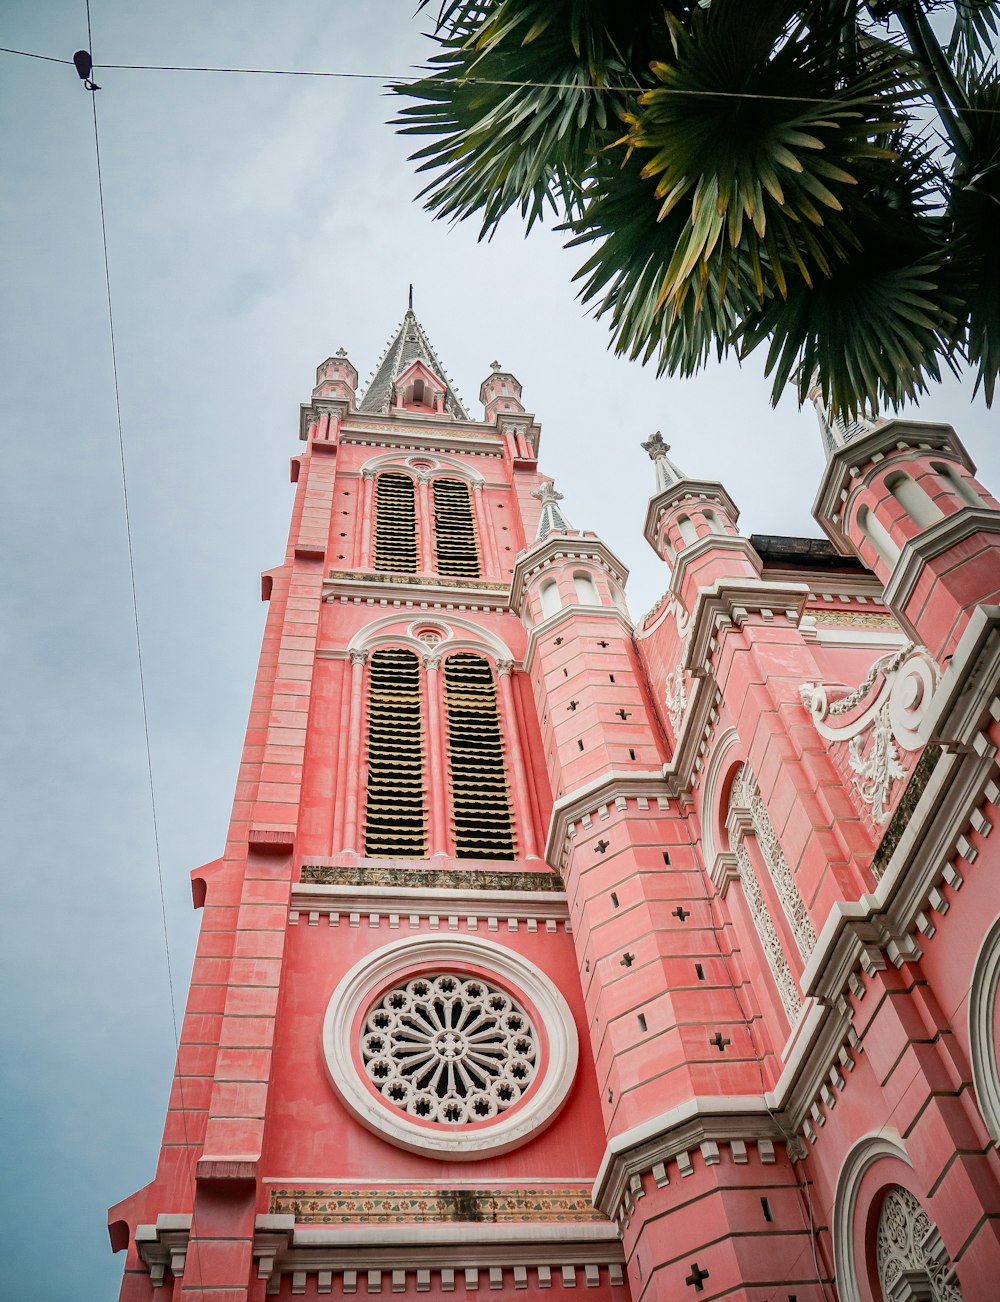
(1, 3, 997, 1298)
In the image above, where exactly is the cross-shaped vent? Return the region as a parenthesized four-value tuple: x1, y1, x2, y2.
(710, 1031, 731, 1052)
(685, 1262, 710, 1292)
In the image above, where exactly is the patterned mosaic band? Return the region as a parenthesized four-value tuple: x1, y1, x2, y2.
(811, 611, 900, 628)
(299, 864, 565, 891)
(268, 1186, 606, 1225)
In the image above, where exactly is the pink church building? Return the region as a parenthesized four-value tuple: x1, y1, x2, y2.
(110, 307, 1000, 1300)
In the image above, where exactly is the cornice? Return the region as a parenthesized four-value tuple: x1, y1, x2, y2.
(812, 418, 972, 547)
(290, 882, 568, 923)
(509, 534, 630, 615)
(322, 568, 511, 612)
(882, 507, 1000, 618)
(544, 771, 671, 867)
(337, 410, 504, 457)
(662, 674, 721, 796)
(683, 579, 811, 677)
(642, 479, 741, 553)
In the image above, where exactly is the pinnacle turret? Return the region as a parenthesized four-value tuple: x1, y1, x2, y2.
(641, 431, 687, 492)
(531, 480, 574, 540)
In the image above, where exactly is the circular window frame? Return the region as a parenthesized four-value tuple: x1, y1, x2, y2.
(322, 934, 579, 1159)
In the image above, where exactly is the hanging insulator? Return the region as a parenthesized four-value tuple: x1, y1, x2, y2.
(73, 49, 101, 91)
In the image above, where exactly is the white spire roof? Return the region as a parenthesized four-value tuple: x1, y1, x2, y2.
(532, 481, 574, 540)
(358, 296, 469, 419)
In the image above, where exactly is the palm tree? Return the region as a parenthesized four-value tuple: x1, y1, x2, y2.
(394, 0, 999, 420)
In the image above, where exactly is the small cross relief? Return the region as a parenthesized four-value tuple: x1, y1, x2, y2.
(620, 952, 635, 968)
(616, 709, 631, 720)
(567, 700, 579, 711)
(710, 1031, 731, 1053)
(685, 1262, 710, 1292)
(672, 905, 690, 922)
(597, 640, 610, 648)
(554, 636, 564, 646)
(595, 839, 610, 854)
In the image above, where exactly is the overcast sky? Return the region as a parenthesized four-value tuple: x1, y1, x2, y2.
(1, 3, 997, 1298)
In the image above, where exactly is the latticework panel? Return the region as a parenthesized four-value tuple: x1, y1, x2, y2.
(444, 654, 516, 861)
(374, 474, 418, 572)
(364, 648, 427, 858)
(433, 479, 481, 578)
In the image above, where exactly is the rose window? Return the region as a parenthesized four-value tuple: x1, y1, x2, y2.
(361, 973, 537, 1124)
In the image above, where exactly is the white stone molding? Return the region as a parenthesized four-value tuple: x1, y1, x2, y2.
(135, 1215, 192, 1289)
(800, 646, 938, 825)
(290, 883, 568, 932)
(322, 934, 578, 1159)
(969, 915, 1000, 1147)
(832, 1129, 913, 1302)
(509, 537, 630, 618)
(358, 448, 488, 487)
(684, 578, 811, 679)
(347, 648, 369, 667)
(322, 571, 510, 613)
(876, 1186, 964, 1302)
(730, 763, 816, 960)
(251, 1217, 624, 1296)
(337, 612, 515, 666)
(698, 727, 742, 877)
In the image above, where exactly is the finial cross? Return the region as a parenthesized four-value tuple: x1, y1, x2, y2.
(641, 431, 670, 461)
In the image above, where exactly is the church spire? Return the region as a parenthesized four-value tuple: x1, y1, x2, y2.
(358, 293, 469, 418)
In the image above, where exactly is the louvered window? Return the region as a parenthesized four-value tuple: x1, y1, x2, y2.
(364, 648, 426, 858)
(433, 479, 481, 578)
(374, 474, 418, 572)
(444, 654, 515, 860)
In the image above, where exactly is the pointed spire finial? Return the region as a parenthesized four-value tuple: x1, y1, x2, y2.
(408, 284, 414, 313)
(490, 359, 502, 372)
(640, 432, 686, 492)
(531, 480, 574, 540)
(335, 346, 348, 358)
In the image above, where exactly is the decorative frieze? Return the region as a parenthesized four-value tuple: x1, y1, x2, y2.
(267, 1186, 605, 1224)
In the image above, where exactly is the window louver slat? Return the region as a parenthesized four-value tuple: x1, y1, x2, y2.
(364, 648, 427, 858)
(444, 654, 516, 861)
(433, 479, 481, 578)
(374, 474, 418, 573)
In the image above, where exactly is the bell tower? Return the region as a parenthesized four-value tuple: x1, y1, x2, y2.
(108, 302, 629, 1299)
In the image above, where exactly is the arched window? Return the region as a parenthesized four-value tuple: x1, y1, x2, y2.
(876, 1186, 963, 1301)
(703, 509, 724, 534)
(364, 648, 426, 858)
(573, 571, 599, 605)
(374, 474, 418, 573)
(886, 470, 944, 530)
(539, 578, 561, 619)
(931, 461, 981, 510)
(677, 515, 698, 547)
(433, 478, 481, 578)
(444, 654, 516, 861)
(857, 505, 901, 569)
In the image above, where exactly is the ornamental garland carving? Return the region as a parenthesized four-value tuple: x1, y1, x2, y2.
(799, 645, 937, 824)
(734, 840, 802, 1022)
(663, 659, 688, 737)
(731, 763, 816, 960)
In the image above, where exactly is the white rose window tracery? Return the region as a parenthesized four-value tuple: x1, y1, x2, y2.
(361, 973, 538, 1125)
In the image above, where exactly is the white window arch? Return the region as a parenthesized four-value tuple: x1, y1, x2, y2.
(857, 505, 901, 569)
(539, 577, 561, 619)
(677, 514, 698, 547)
(573, 571, 599, 605)
(885, 470, 943, 530)
(931, 461, 981, 510)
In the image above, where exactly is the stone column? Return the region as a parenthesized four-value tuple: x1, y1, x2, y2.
(358, 470, 376, 569)
(496, 660, 539, 860)
(417, 475, 435, 573)
(423, 652, 450, 857)
(342, 648, 368, 852)
(472, 481, 497, 577)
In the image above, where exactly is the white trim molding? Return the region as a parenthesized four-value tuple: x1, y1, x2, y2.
(832, 1129, 913, 1302)
(322, 934, 579, 1160)
(970, 915, 1000, 1147)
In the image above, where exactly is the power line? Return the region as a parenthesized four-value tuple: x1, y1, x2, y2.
(5, 42, 1000, 112)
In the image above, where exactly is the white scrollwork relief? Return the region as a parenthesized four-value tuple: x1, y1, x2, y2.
(735, 841, 802, 1022)
(799, 646, 937, 824)
(731, 764, 816, 960)
(876, 1185, 963, 1302)
(664, 659, 688, 736)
